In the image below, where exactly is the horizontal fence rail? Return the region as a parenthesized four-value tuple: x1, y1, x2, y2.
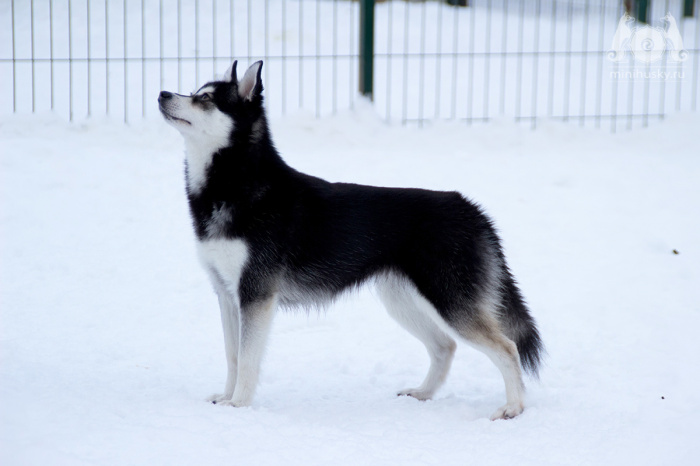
(2, 0, 699, 131)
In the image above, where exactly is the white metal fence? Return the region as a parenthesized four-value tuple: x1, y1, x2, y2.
(3, 0, 699, 131)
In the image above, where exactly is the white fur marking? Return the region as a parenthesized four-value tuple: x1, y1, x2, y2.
(183, 108, 233, 194)
(197, 238, 248, 298)
(227, 295, 277, 407)
(205, 204, 233, 238)
(377, 273, 456, 400)
(160, 92, 234, 194)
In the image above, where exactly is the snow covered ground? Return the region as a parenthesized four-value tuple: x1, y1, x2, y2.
(1, 106, 699, 465)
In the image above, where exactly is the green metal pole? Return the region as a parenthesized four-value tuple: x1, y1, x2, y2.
(684, 0, 694, 17)
(636, 0, 649, 23)
(359, 0, 375, 100)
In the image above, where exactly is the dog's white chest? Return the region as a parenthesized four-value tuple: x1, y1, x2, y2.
(196, 238, 249, 295)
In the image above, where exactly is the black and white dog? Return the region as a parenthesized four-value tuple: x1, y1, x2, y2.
(158, 61, 543, 420)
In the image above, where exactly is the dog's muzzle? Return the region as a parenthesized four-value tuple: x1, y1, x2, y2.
(158, 91, 191, 125)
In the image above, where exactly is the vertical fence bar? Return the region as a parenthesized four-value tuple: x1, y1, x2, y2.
(142, 0, 146, 118)
(418, 0, 426, 125)
(281, 0, 286, 114)
(659, 0, 670, 118)
(87, 0, 91, 117)
(333, 0, 338, 115)
(594, 0, 606, 129)
(684, 0, 695, 17)
(636, 0, 649, 23)
(547, 0, 557, 117)
(514, 0, 525, 123)
(31, 0, 35, 113)
(69, 0, 73, 121)
(466, 4, 475, 124)
(434, 1, 442, 119)
(671, 0, 682, 113)
(359, 0, 375, 99)
(316, 0, 321, 117)
(177, 0, 182, 92)
(106, 0, 110, 115)
(11, 0, 16, 113)
(483, 0, 492, 122)
(265, 0, 269, 102)
(530, 0, 541, 129)
(50, 0, 54, 110)
(386, 0, 393, 121)
(195, 0, 200, 86)
(159, 0, 164, 91)
(299, 0, 303, 108)
(694, 4, 700, 110)
(124, 0, 128, 123)
(579, 0, 589, 126)
(401, 1, 409, 122)
(350, 0, 355, 110)
(247, 0, 251, 60)
(610, 1, 625, 132)
(562, 1, 573, 122)
(499, 0, 508, 115)
(213, 0, 218, 78)
(234, 0, 239, 62)
(450, 3, 459, 120)
(625, 48, 635, 129)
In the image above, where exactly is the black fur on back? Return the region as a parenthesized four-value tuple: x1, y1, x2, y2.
(186, 76, 544, 377)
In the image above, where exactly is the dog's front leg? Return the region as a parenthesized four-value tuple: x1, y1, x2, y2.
(218, 294, 276, 408)
(207, 290, 240, 404)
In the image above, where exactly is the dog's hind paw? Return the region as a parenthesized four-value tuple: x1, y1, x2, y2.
(489, 402, 524, 421)
(206, 393, 232, 404)
(397, 388, 433, 401)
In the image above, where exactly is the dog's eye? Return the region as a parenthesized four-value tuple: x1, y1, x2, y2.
(200, 93, 212, 102)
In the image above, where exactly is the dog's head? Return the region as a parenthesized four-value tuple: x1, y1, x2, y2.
(158, 60, 264, 145)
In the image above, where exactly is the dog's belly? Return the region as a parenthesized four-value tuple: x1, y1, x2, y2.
(196, 238, 249, 296)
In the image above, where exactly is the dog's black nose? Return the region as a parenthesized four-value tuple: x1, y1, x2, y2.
(159, 91, 173, 102)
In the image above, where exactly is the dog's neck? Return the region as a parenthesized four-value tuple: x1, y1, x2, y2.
(184, 135, 229, 196)
(184, 121, 289, 240)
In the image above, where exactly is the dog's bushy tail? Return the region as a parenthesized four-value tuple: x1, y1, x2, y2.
(500, 273, 545, 378)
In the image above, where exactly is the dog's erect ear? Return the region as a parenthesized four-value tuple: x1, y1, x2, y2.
(238, 61, 263, 101)
(223, 60, 238, 83)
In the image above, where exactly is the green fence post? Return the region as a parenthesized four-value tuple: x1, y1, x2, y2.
(359, 0, 375, 100)
(684, 0, 694, 17)
(636, 0, 649, 23)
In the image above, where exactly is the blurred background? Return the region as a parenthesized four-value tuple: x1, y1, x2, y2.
(2, 0, 698, 130)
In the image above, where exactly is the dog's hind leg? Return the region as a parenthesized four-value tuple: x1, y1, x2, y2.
(377, 275, 457, 401)
(217, 294, 277, 408)
(207, 290, 240, 404)
(459, 313, 526, 420)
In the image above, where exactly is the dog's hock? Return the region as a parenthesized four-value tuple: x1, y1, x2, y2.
(239, 61, 264, 101)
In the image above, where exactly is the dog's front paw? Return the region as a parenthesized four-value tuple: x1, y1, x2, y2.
(489, 402, 524, 421)
(214, 397, 251, 408)
(206, 393, 233, 404)
(397, 388, 433, 401)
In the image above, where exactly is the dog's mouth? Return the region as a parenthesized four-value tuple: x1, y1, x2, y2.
(159, 106, 192, 126)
